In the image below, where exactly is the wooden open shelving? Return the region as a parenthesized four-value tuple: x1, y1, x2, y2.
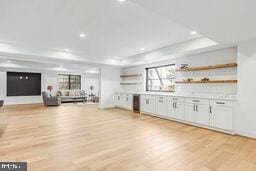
(176, 80, 237, 84)
(120, 82, 141, 85)
(176, 63, 237, 72)
(120, 74, 142, 78)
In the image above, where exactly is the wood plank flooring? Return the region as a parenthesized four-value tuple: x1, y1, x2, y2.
(0, 104, 256, 171)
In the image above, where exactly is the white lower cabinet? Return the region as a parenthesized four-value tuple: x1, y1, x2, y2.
(167, 100, 175, 118)
(210, 105, 233, 131)
(196, 104, 210, 126)
(114, 93, 132, 110)
(185, 98, 210, 126)
(175, 102, 185, 120)
(124, 94, 133, 110)
(155, 96, 167, 116)
(185, 103, 197, 123)
(114, 93, 121, 107)
(167, 101, 185, 120)
(141, 95, 156, 114)
(116, 93, 234, 134)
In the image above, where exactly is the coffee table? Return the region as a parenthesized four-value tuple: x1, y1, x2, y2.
(71, 97, 86, 103)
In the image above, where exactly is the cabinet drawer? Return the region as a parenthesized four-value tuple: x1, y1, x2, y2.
(210, 100, 233, 107)
(166, 96, 184, 102)
(141, 95, 156, 100)
(185, 98, 209, 105)
(156, 96, 167, 101)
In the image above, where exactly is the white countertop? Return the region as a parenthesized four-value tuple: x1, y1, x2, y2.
(116, 91, 237, 101)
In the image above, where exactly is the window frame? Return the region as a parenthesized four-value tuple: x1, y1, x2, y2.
(58, 74, 81, 90)
(145, 64, 175, 92)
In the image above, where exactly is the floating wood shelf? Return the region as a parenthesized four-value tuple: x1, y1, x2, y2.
(120, 74, 142, 78)
(176, 63, 237, 72)
(120, 82, 141, 85)
(176, 80, 237, 84)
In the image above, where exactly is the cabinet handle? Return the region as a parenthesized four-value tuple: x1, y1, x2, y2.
(193, 105, 195, 111)
(173, 98, 178, 100)
(196, 105, 198, 111)
(210, 106, 212, 114)
(216, 102, 225, 105)
(118, 96, 120, 100)
(159, 100, 163, 103)
(193, 100, 199, 103)
(146, 99, 149, 104)
(159, 97, 163, 99)
(126, 97, 128, 101)
(175, 102, 177, 109)
(173, 102, 175, 108)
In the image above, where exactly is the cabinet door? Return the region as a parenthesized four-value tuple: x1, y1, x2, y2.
(141, 98, 153, 113)
(119, 94, 125, 107)
(167, 101, 175, 118)
(125, 94, 133, 110)
(155, 99, 167, 116)
(210, 106, 233, 131)
(196, 104, 210, 126)
(174, 102, 185, 120)
(185, 103, 196, 122)
(128, 94, 133, 110)
(140, 98, 147, 112)
(114, 94, 120, 107)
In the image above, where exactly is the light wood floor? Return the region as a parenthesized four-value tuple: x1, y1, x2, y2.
(0, 104, 256, 171)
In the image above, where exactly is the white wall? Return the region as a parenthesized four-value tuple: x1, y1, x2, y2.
(122, 47, 237, 95)
(99, 66, 121, 108)
(84, 74, 100, 96)
(237, 39, 256, 138)
(0, 68, 100, 105)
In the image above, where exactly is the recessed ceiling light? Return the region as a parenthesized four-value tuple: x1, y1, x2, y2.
(190, 31, 197, 35)
(80, 33, 86, 38)
(117, 0, 126, 2)
(7, 60, 11, 63)
(114, 57, 119, 59)
(140, 48, 145, 51)
(65, 49, 70, 52)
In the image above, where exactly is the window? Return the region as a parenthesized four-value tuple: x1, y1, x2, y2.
(146, 64, 175, 92)
(58, 74, 81, 90)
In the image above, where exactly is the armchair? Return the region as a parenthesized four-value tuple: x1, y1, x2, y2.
(42, 91, 61, 106)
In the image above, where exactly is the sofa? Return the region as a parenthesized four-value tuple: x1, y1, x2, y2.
(57, 90, 87, 103)
(42, 91, 61, 106)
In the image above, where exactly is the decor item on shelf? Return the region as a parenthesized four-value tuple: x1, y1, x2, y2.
(176, 80, 237, 83)
(201, 77, 210, 82)
(187, 78, 194, 82)
(0, 100, 4, 107)
(176, 63, 237, 72)
(120, 82, 141, 85)
(180, 64, 189, 69)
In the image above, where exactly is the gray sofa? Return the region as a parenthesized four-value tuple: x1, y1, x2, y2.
(57, 90, 87, 103)
(42, 91, 61, 106)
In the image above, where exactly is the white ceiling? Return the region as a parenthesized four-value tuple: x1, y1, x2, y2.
(1, 0, 254, 67)
(131, 0, 256, 44)
(0, 0, 200, 65)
